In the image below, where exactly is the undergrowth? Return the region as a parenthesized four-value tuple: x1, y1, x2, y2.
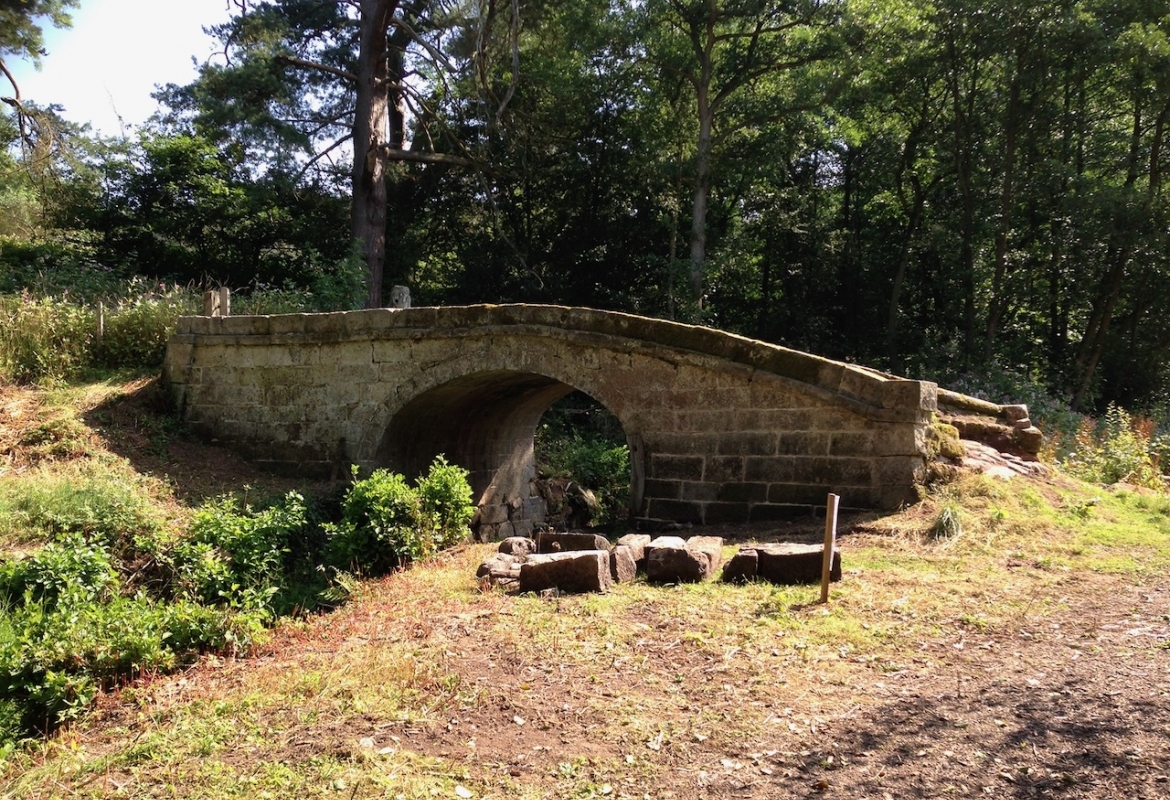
(0, 456, 474, 750)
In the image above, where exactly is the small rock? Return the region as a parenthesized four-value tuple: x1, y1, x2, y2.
(722, 549, 759, 583)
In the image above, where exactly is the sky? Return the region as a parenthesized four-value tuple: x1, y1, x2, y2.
(7, 0, 235, 137)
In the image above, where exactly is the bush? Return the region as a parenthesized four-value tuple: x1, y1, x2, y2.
(416, 456, 476, 550)
(327, 459, 474, 575)
(1062, 405, 1163, 488)
(172, 493, 306, 611)
(537, 430, 630, 526)
(0, 534, 116, 608)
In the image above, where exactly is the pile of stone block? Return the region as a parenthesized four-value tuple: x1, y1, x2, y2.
(476, 531, 843, 594)
(476, 531, 727, 592)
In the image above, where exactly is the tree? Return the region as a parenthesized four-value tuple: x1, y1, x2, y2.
(159, 0, 505, 307)
(638, 0, 846, 304)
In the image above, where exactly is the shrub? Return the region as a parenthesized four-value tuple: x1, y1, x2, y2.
(172, 493, 306, 611)
(0, 534, 117, 608)
(537, 429, 630, 526)
(1062, 405, 1162, 488)
(0, 294, 93, 383)
(416, 456, 475, 550)
(327, 459, 474, 574)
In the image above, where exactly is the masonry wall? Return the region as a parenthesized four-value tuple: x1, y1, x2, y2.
(164, 305, 937, 533)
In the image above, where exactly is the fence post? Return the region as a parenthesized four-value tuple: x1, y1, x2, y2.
(218, 287, 231, 317)
(820, 493, 840, 604)
(203, 290, 220, 317)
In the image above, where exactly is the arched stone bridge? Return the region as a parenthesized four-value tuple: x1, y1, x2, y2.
(163, 304, 938, 537)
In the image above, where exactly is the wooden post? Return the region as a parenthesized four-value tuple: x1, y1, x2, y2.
(96, 301, 104, 341)
(820, 493, 840, 604)
(203, 290, 219, 317)
(218, 286, 231, 317)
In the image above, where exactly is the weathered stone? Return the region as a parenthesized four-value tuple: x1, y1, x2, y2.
(610, 545, 637, 583)
(754, 543, 841, 585)
(686, 535, 725, 574)
(1015, 426, 1044, 454)
(479, 503, 509, 526)
(519, 551, 612, 594)
(499, 537, 536, 556)
(616, 533, 651, 565)
(721, 550, 759, 583)
(646, 537, 711, 583)
(536, 531, 611, 553)
(476, 552, 522, 578)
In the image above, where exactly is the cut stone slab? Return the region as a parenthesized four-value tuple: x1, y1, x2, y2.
(499, 536, 537, 556)
(750, 543, 841, 585)
(610, 545, 637, 583)
(721, 549, 759, 583)
(616, 533, 652, 565)
(476, 553, 523, 586)
(646, 537, 712, 583)
(686, 535, 725, 574)
(519, 550, 613, 594)
(536, 531, 612, 554)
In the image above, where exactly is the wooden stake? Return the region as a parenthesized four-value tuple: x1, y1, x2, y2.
(96, 301, 104, 341)
(820, 493, 840, 604)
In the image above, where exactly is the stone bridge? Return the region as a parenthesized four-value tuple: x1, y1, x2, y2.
(163, 305, 939, 538)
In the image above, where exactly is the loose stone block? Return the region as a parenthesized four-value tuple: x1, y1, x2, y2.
(479, 504, 509, 526)
(616, 533, 651, 565)
(499, 537, 537, 556)
(610, 545, 637, 583)
(646, 536, 716, 583)
(537, 531, 611, 553)
(721, 550, 759, 583)
(753, 543, 841, 585)
(519, 551, 612, 594)
(686, 535, 725, 574)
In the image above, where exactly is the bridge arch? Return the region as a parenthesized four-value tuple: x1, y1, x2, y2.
(164, 304, 938, 530)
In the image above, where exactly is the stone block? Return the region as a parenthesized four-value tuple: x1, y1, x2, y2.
(776, 432, 830, 456)
(755, 543, 841, 584)
(703, 456, 745, 483)
(702, 502, 751, 524)
(644, 499, 703, 524)
(749, 503, 814, 522)
(644, 479, 682, 500)
(646, 538, 710, 584)
(745, 457, 797, 483)
(477, 552, 522, 578)
(519, 551, 612, 594)
(499, 537, 537, 556)
(610, 545, 637, 583)
(680, 481, 718, 502)
(722, 549, 759, 582)
(650, 454, 704, 481)
(479, 503, 509, 526)
(716, 432, 777, 457)
(537, 531, 611, 553)
(616, 533, 651, 564)
(686, 535, 725, 573)
(716, 482, 768, 503)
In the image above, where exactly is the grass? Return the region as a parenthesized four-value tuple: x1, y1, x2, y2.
(3, 379, 1170, 798)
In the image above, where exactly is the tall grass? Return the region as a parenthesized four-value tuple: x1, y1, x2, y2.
(0, 279, 357, 385)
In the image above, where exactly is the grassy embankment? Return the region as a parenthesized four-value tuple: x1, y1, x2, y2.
(0, 373, 1167, 798)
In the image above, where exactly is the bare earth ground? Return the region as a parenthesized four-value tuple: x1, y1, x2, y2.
(2, 379, 1169, 798)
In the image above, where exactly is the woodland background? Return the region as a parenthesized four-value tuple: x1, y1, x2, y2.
(5, 0, 1170, 414)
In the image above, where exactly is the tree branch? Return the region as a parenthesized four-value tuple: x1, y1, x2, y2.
(275, 53, 357, 83)
(379, 146, 478, 168)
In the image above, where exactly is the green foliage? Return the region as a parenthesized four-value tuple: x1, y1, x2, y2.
(0, 469, 163, 556)
(173, 493, 306, 611)
(1063, 405, 1164, 489)
(0, 534, 116, 607)
(327, 459, 474, 575)
(536, 394, 630, 527)
(416, 457, 476, 548)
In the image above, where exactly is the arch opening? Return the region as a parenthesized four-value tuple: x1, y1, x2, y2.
(377, 370, 634, 540)
(535, 391, 631, 531)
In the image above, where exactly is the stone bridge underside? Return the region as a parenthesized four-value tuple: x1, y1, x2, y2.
(163, 305, 939, 537)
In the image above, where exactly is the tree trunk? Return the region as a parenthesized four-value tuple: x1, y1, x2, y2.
(689, 93, 714, 305)
(354, 0, 396, 309)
